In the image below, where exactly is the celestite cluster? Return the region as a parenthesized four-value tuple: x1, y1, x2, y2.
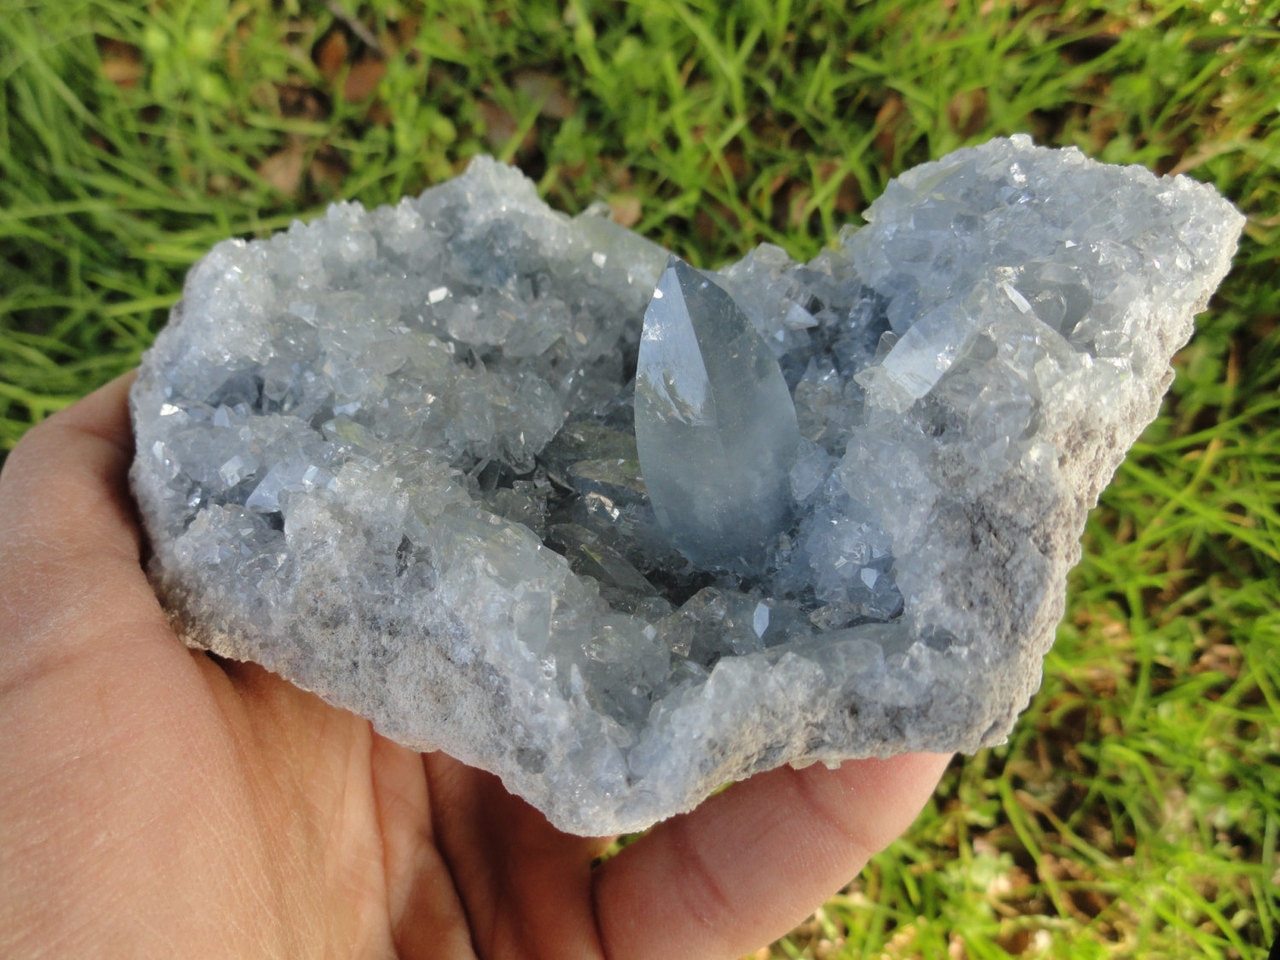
(130, 136, 1243, 834)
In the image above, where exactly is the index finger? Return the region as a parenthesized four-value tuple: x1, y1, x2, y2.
(592, 752, 951, 960)
(0, 371, 141, 567)
(0, 372, 170, 687)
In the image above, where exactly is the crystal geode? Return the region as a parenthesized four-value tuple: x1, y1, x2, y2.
(130, 136, 1243, 834)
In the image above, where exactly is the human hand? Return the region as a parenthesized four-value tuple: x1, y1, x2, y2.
(0, 373, 949, 959)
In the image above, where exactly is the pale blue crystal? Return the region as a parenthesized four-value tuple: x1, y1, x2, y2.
(634, 256, 801, 569)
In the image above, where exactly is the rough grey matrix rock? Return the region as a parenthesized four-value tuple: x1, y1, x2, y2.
(130, 136, 1244, 835)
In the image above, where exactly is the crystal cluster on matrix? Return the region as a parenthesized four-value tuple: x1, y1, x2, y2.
(131, 136, 1244, 834)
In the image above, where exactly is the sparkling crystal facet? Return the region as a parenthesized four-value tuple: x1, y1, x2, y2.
(635, 256, 801, 569)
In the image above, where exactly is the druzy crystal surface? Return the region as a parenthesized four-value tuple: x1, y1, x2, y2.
(130, 136, 1244, 834)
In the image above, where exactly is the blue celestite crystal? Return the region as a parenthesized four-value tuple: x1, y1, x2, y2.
(634, 256, 801, 569)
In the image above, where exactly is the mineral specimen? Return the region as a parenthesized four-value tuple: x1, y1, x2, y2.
(130, 136, 1244, 835)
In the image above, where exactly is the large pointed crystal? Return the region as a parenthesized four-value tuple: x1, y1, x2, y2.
(634, 255, 801, 568)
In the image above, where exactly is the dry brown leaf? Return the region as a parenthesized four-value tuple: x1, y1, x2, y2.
(765, 170, 789, 196)
(609, 194, 642, 228)
(315, 30, 349, 83)
(1191, 642, 1242, 678)
(994, 926, 1036, 955)
(257, 139, 308, 197)
(478, 100, 515, 147)
(787, 183, 812, 229)
(395, 15, 422, 48)
(816, 159, 862, 216)
(513, 69, 576, 120)
(606, 163, 633, 190)
(721, 145, 747, 181)
(277, 84, 328, 121)
(99, 38, 142, 89)
(948, 89, 989, 138)
(836, 176, 861, 215)
(875, 94, 905, 165)
(694, 208, 717, 244)
(344, 59, 386, 101)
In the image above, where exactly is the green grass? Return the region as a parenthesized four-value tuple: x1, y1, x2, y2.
(2, 0, 1277, 956)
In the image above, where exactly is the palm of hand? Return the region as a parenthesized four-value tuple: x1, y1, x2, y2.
(0, 376, 948, 959)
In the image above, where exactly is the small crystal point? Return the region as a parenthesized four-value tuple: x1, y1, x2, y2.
(635, 255, 801, 568)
